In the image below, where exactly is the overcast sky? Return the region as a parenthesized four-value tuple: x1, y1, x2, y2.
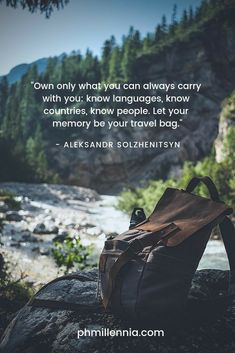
(0, 0, 201, 76)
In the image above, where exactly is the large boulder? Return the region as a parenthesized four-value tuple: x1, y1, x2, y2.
(0, 269, 235, 353)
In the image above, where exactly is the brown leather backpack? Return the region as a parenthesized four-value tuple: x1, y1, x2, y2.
(98, 176, 235, 325)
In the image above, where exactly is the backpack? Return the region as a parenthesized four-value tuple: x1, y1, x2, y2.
(98, 176, 235, 325)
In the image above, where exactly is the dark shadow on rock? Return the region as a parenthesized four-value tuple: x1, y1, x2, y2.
(0, 269, 235, 353)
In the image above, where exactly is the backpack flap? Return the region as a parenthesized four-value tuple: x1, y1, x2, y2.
(135, 188, 233, 247)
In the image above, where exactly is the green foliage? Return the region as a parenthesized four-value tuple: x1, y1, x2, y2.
(0, 0, 69, 18)
(0, 189, 21, 210)
(0, 279, 33, 303)
(108, 47, 122, 82)
(1, 0, 234, 184)
(118, 141, 235, 214)
(118, 153, 235, 215)
(121, 27, 142, 82)
(118, 91, 235, 214)
(25, 125, 49, 181)
(101, 36, 116, 80)
(221, 90, 235, 121)
(0, 254, 33, 308)
(52, 235, 94, 274)
(117, 179, 177, 216)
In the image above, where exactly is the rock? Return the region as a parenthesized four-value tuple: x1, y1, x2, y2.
(0, 201, 9, 213)
(79, 222, 96, 229)
(39, 248, 50, 256)
(1, 223, 17, 237)
(84, 226, 102, 237)
(47, 13, 235, 193)
(31, 246, 40, 252)
(20, 232, 38, 243)
(53, 231, 68, 243)
(5, 211, 23, 222)
(0, 212, 6, 221)
(1, 269, 235, 353)
(0, 183, 100, 203)
(10, 242, 21, 248)
(215, 91, 235, 163)
(106, 232, 119, 239)
(33, 222, 58, 235)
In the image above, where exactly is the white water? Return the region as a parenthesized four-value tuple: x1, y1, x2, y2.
(0, 183, 229, 285)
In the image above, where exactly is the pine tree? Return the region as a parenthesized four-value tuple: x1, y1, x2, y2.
(169, 4, 178, 35)
(101, 36, 116, 81)
(189, 6, 194, 22)
(161, 15, 168, 33)
(121, 27, 142, 81)
(81, 50, 100, 82)
(0, 77, 8, 125)
(172, 4, 178, 25)
(181, 9, 188, 27)
(19, 64, 40, 138)
(143, 33, 153, 51)
(25, 124, 48, 181)
(155, 24, 163, 41)
(2, 84, 21, 141)
(108, 47, 122, 82)
(0, 0, 69, 18)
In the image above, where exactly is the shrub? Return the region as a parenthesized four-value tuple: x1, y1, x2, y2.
(52, 235, 94, 274)
(0, 189, 21, 210)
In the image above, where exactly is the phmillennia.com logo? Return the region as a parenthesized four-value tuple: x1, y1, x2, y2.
(77, 327, 165, 338)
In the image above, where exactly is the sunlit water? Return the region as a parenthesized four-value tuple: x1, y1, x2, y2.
(1, 192, 229, 285)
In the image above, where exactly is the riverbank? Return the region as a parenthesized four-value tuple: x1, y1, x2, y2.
(0, 182, 229, 286)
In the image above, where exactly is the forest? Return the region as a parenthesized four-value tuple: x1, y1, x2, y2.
(0, 0, 234, 199)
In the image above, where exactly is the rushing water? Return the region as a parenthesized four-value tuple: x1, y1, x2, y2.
(0, 184, 229, 285)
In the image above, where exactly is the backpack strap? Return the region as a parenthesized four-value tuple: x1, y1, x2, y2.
(219, 217, 235, 294)
(185, 176, 220, 202)
(186, 176, 235, 294)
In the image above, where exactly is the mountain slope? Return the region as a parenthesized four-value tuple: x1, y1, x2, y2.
(52, 1, 235, 192)
(2, 58, 48, 84)
(0, 0, 235, 193)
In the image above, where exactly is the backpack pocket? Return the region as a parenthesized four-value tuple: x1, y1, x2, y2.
(99, 239, 133, 309)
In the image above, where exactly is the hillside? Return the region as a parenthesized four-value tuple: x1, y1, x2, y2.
(1, 58, 48, 85)
(0, 0, 234, 192)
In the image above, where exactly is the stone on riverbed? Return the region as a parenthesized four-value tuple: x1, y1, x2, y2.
(5, 211, 23, 222)
(0, 201, 9, 213)
(0, 269, 235, 353)
(33, 222, 59, 235)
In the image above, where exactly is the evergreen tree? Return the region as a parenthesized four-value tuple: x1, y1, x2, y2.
(172, 4, 178, 25)
(18, 65, 39, 138)
(43, 57, 59, 83)
(189, 6, 194, 22)
(80, 49, 100, 82)
(0, 0, 69, 18)
(169, 4, 178, 35)
(108, 47, 122, 82)
(182, 9, 189, 27)
(101, 36, 116, 81)
(2, 84, 21, 141)
(0, 77, 8, 125)
(25, 124, 48, 181)
(155, 24, 163, 41)
(143, 33, 153, 51)
(160, 15, 168, 33)
(121, 27, 142, 81)
(121, 40, 134, 81)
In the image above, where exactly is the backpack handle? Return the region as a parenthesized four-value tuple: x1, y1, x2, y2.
(186, 176, 235, 292)
(185, 176, 220, 202)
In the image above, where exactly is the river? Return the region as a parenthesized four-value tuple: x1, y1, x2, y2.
(0, 183, 229, 285)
